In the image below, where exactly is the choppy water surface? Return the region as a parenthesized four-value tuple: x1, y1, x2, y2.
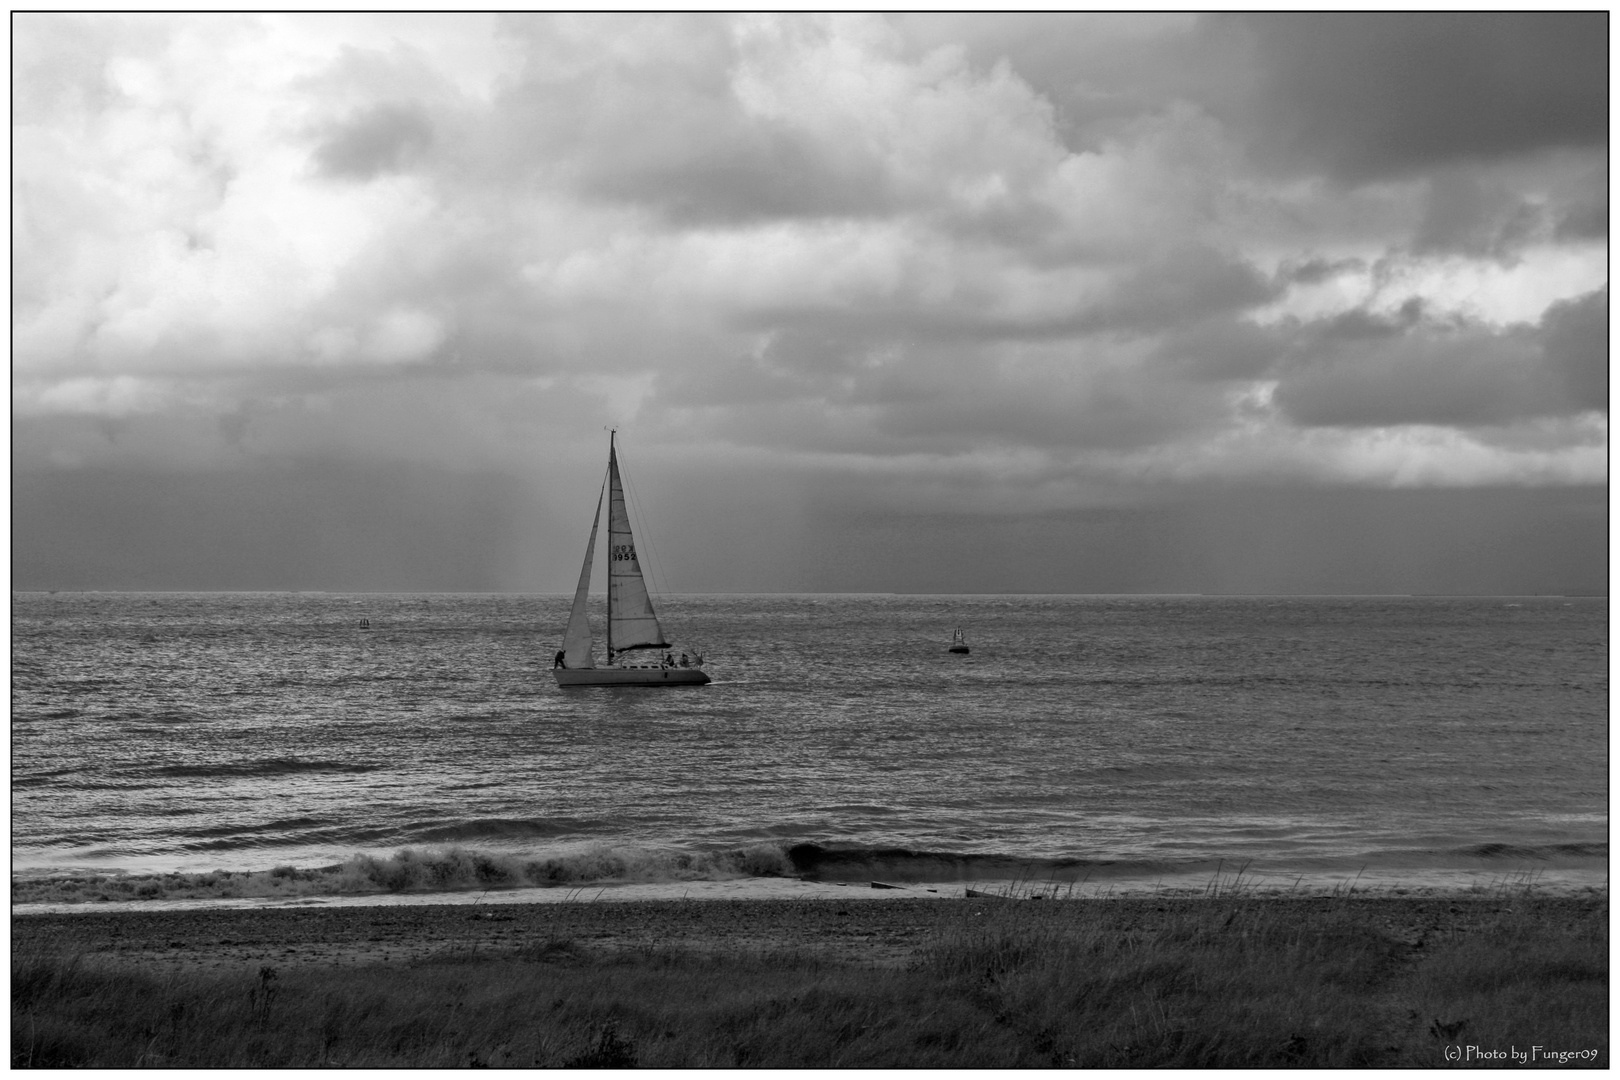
(11, 593, 1607, 891)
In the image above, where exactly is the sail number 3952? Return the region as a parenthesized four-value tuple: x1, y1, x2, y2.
(611, 545, 637, 562)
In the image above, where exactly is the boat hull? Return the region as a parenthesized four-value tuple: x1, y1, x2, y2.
(553, 666, 711, 687)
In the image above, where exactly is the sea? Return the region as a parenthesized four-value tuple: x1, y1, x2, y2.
(11, 592, 1609, 898)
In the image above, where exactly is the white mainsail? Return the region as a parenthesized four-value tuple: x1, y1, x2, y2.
(561, 479, 605, 669)
(606, 437, 668, 654)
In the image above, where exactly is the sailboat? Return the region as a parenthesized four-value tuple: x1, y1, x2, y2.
(948, 628, 970, 654)
(553, 433, 710, 686)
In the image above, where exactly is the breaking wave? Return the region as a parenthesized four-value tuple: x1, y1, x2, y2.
(785, 843, 1105, 883)
(11, 842, 796, 905)
(13, 837, 1608, 908)
(339, 842, 796, 891)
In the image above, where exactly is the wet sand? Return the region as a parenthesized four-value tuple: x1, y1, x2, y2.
(15, 893, 1605, 976)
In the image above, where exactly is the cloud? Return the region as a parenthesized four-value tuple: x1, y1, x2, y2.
(313, 101, 435, 179)
(1414, 170, 1547, 258)
(485, 15, 890, 225)
(1232, 12, 1608, 181)
(10, 13, 1608, 595)
(1540, 287, 1609, 412)
(1271, 286, 1608, 429)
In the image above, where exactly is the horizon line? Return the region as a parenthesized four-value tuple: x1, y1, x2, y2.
(11, 589, 1607, 599)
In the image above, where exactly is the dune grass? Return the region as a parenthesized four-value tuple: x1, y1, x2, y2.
(12, 895, 1606, 1068)
(921, 892, 1606, 1067)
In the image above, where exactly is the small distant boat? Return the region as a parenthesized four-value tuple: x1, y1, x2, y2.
(553, 433, 710, 687)
(948, 628, 970, 654)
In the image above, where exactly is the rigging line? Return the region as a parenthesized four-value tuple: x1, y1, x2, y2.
(622, 459, 667, 605)
(615, 438, 671, 603)
(627, 458, 670, 603)
(619, 443, 704, 656)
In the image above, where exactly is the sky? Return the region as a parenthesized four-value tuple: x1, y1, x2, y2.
(12, 13, 1609, 594)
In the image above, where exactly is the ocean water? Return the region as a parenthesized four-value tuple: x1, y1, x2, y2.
(11, 592, 1608, 894)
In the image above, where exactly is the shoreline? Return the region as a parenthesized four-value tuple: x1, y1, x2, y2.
(13, 864, 1607, 917)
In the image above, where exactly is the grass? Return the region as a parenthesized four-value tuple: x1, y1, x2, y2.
(924, 891, 1605, 1067)
(12, 895, 1607, 1068)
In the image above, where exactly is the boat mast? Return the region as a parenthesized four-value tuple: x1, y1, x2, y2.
(606, 429, 614, 664)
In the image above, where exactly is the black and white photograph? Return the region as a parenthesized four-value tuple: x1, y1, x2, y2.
(12, 12, 1607, 1068)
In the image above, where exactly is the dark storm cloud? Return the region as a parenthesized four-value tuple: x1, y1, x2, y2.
(517, 65, 896, 226)
(1088, 246, 1278, 334)
(869, 370, 1220, 454)
(1277, 256, 1368, 288)
(590, 129, 892, 225)
(1313, 299, 1425, 343)
(498, 92, 885, 226)
(1150, 315, 1288, 382)
(314, 102, 435, 179)
(1555, 166, 1609, 241)
(1234, 12, 1608, 181)
(1273, 287, 1608, 428)
(1412, 170, 1548, 258)
(729, 244, 1279, 352)
(1541, 287, 1609, 412)
(1274, 327, 1543, 428)
(664, 326, 1234, 461)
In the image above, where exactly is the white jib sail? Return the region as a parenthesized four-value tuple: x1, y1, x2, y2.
(606, 440, 668, 652)
(561, 479, 606, 669)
